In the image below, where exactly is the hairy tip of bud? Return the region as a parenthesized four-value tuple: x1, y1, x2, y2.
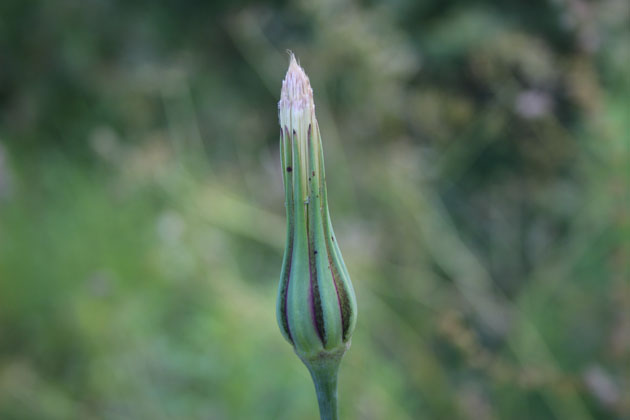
(279, 52, 314, 120)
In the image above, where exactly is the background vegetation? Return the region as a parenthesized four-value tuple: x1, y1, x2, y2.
(1, 0, 628, 419)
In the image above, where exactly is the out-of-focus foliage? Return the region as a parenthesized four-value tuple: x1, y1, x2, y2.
(1, 0, 628, 419)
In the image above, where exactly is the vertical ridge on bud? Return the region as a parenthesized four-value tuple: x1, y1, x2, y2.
(306, 124, 327, 345)
(278, 126, 294, 344)
(317, 136, 357, 342)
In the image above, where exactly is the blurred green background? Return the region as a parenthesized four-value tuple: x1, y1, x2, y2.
(1, 0, 629, 419)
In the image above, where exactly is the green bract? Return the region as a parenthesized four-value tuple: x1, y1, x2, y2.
(276, 55, 357, 420)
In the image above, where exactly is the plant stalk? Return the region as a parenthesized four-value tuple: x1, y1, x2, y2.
(306, 356, 342, 420)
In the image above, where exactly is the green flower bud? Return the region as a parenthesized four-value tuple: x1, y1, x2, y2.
(276, 54, 357, 420)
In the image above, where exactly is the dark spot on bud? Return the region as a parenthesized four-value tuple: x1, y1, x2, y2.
(312, 171, 315, 176)
(286, 166, 292, 172)
(314, 250, 318, 255)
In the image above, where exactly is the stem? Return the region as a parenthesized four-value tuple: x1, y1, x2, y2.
(306, 356, 341, 420)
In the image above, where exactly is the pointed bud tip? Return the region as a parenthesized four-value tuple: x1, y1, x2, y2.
(279, 52, 314, 120)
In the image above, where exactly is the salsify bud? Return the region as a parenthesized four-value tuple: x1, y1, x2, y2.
(276, 54, 357, 420)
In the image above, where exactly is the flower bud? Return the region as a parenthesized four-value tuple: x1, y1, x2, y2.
(276, 55, 357, 366)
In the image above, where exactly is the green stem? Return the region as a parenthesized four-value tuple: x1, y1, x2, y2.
(307, 357, 341, 420)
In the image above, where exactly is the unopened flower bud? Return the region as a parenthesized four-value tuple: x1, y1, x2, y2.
(276, 54, 357, 419)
